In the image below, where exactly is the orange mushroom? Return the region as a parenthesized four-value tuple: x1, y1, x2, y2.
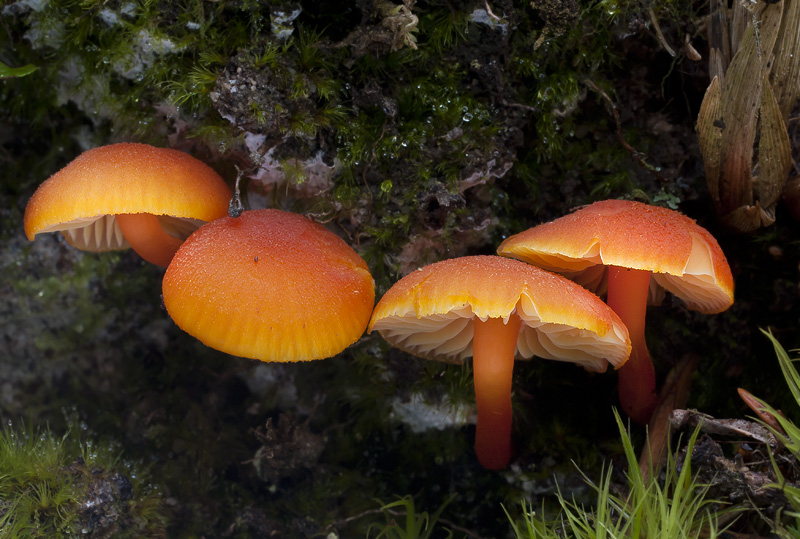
(498, 199, 734, 425)
(368, 255, 630, 470)
(23, 143, 231, 267)
(162, 209, 375, 362)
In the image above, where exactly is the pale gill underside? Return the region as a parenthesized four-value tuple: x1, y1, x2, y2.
(48, 215, 204, 252)
(372, 300, 630, 373)
(510, 232, 731, 314)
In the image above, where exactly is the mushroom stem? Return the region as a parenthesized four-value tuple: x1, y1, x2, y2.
(472, 312, 523, 470)
(116, 213, 184, 267)
(607, 265, 657, 425)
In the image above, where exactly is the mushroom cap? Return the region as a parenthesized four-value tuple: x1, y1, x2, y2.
(368, 255, 630, 372)
(23, 143, 231, 251)
(162, 209, 375, 362)
(497, 200, 735, 314)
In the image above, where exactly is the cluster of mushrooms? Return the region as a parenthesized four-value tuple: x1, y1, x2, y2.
(23, 143, 735, 471)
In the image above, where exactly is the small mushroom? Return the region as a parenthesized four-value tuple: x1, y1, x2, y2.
(498, 199, 734, 425)
(368, 255, 630, 470)
(23, 143, 231, 267)
(162, 209, 375, 362)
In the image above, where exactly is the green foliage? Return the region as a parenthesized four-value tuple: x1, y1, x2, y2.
(3, 0, 275, 135)
(2, 0, 664, 277)
(161, 61, 220, 109)
(506, 410, 724, 539)
(419, 7, 468, 54)
(0, 426, 76, 536)
(751, 331, 800, 454)
(367, 494, 455, 539)
(747, 330, 800, 536)
(510, 2, 620, 160)
(0, 422, 165, 537)
(0, 61, 38, 79)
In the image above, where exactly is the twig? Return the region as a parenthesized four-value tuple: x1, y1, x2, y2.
(439, 517, 485, 539)
(325, 507, 386, 531)
(229, 165, 245, 218)
(483, 0, 501, 22)
(648, 7, 676, 56)
(323, 507, 484, 538)
(583, 78, 666, 184)
(503, 101, 539, 113)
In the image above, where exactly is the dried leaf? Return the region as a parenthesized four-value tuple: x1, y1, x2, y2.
(717, 2, 783, 217)
(737, 387, 785, 434)
(721, 203, 772, 232)
(707, 49, 726, 87)
(756, 73, 792, 209)
(770, 0, 800, 119)
(730, 1, 755, 57)
(719, 73, 792, 232)
(696, 76, 723, 208)
(698, 2, 785, 232)
(716, 30, 760, 215)
(707, 0, 730, 80)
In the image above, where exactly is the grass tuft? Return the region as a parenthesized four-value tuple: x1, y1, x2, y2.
(506, 409, 727, 539)
(367, 494, 456, 539)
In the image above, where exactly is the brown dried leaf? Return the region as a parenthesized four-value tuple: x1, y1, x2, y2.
(721, 203, 772, 232)
(756, 74, 792, 209)
(696, 76, 723, 208)
(730, 1, 756, 57)
(708, 49, 726, 87)
(700, 1, 797, 232)
(719, 74, 792, 232)
(770, 0, 800, 119)
(717, 3, 783, 216)
(707, 0, 730, 80)
(737, 387, 785, 434)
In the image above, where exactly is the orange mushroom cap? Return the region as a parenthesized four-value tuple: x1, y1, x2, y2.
(23, 142, 231, 258)
(162, 209, 375, 362)
(497, 199, 734, 313)
(369, 255, 630, 469)
(369, 255, 631, 370)
(497, 199, 734, 425)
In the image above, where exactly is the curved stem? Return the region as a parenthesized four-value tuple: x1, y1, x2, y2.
(472, 312, 523, 470)
(607, 265, 657, 425)
(116, 213, 184, 267)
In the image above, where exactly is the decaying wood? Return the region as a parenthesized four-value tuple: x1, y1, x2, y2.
(669, 408, 778, 447)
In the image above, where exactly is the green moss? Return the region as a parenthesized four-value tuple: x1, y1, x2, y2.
(3, 0, 664, 278)
(0, 421, 165, 537)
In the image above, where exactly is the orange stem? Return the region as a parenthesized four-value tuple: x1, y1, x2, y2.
(472, 312, 523, 470)
(607, 266, 657, 425)
(115, 213, 184, 267)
